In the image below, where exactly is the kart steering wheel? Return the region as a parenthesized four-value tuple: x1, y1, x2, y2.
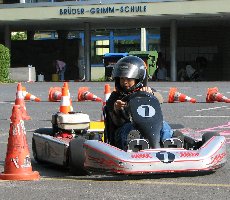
(121, 91, 154, 102)
(120, 91, 155, 119)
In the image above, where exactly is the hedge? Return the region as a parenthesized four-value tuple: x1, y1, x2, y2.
(0, 44, 10, 82)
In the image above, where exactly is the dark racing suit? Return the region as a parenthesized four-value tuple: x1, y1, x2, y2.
(105, 89, 173, 150)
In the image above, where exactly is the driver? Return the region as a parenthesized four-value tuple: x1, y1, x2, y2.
(106, 55, 173, 150)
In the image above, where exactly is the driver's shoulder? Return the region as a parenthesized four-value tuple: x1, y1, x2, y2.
(139, 87, 164, 104)
(152, 91, 164, 104)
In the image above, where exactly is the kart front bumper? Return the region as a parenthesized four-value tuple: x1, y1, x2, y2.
(84, 136, 227, 174)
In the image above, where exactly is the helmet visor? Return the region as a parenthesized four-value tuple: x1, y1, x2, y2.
(112, 62, 140, 79)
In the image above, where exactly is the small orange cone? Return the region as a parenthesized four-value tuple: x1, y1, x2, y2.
(48, 87, 62, 102)
(22, 86, 27, 97)
(25, 93, 41, 102)
(63, 82, 73, 111)
(15, 83, 31, 120)
(63, 82, 68, 89)
(206, 87, 230, 103)
(103, 84, 111, 107)
(22, 87, 41, 102)
(59, 86, 71, 114)
(0, 105, 40, 180)
(101, 84, 111, 121)
(168, 87, 196, 103)
(77, 87, 102, 102)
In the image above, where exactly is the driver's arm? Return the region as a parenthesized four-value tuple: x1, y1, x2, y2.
(110, 100, 129, 126)
(140, 86, 164, 104)
(114, 100, 126, 111)
(106, 93, 130, 127)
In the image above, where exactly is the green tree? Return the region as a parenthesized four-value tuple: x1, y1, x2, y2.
(0, 44, 10, 82)
(11, 32, 27, 40)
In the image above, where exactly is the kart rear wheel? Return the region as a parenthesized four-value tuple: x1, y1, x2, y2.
(202, 132, 220, 144)
(69, 136, 88, 176)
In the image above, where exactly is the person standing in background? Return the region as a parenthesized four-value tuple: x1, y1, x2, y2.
(196, 56, 207, 81)
(155, 52, 167, 81)
(56, 59, 66, 81)
(156, 64, 167, 81)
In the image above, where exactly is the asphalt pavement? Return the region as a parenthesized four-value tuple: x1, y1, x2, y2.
(0, 81, 229, 200)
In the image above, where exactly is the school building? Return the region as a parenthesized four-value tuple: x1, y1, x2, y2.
(0, 0, 230, 81)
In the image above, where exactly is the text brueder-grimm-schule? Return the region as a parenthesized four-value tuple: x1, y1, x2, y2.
(59, 5, 147, 15)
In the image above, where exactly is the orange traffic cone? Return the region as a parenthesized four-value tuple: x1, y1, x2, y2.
(15, 83, 31, 120)
(0, 105, 40, 180)
(48, 87, 62, 102)
(103, 84, 111, 107)
(77, 87, 102, 102)
(22, 86, 27, 97)
(101, 84, 111, 121)
(63, 82, 68, 89)
(206, 87, 230, 103)
(59, 86, 71, 114)
(63, 82, 73, 111)
(168, 87, 196, 103)
(22, 87, 41, 102)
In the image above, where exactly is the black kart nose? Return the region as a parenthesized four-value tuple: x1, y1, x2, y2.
(128, 94, 163, 148)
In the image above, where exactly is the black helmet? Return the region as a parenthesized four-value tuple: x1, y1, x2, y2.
(112, 56, 147, 93)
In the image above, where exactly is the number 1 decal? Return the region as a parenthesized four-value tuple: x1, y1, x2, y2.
(137, 105, 155, 117)
(142, 105, 150, 116)
(156, 151, 175, 163)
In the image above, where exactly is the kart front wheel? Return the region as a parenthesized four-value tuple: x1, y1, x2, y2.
(202, 132, 220, 144)
(69, 136, 88, 176)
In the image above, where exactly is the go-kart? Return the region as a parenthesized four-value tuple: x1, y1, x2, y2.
(32, 91, 227, 175)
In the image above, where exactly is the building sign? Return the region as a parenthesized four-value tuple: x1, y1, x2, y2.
(59, 5, 147, 15)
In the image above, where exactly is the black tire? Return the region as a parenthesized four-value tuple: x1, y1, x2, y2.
(69, 136, 88, 176)
(202, 132, 220, 144)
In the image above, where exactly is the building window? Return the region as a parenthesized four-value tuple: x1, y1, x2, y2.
(95, 40, 109, 56)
